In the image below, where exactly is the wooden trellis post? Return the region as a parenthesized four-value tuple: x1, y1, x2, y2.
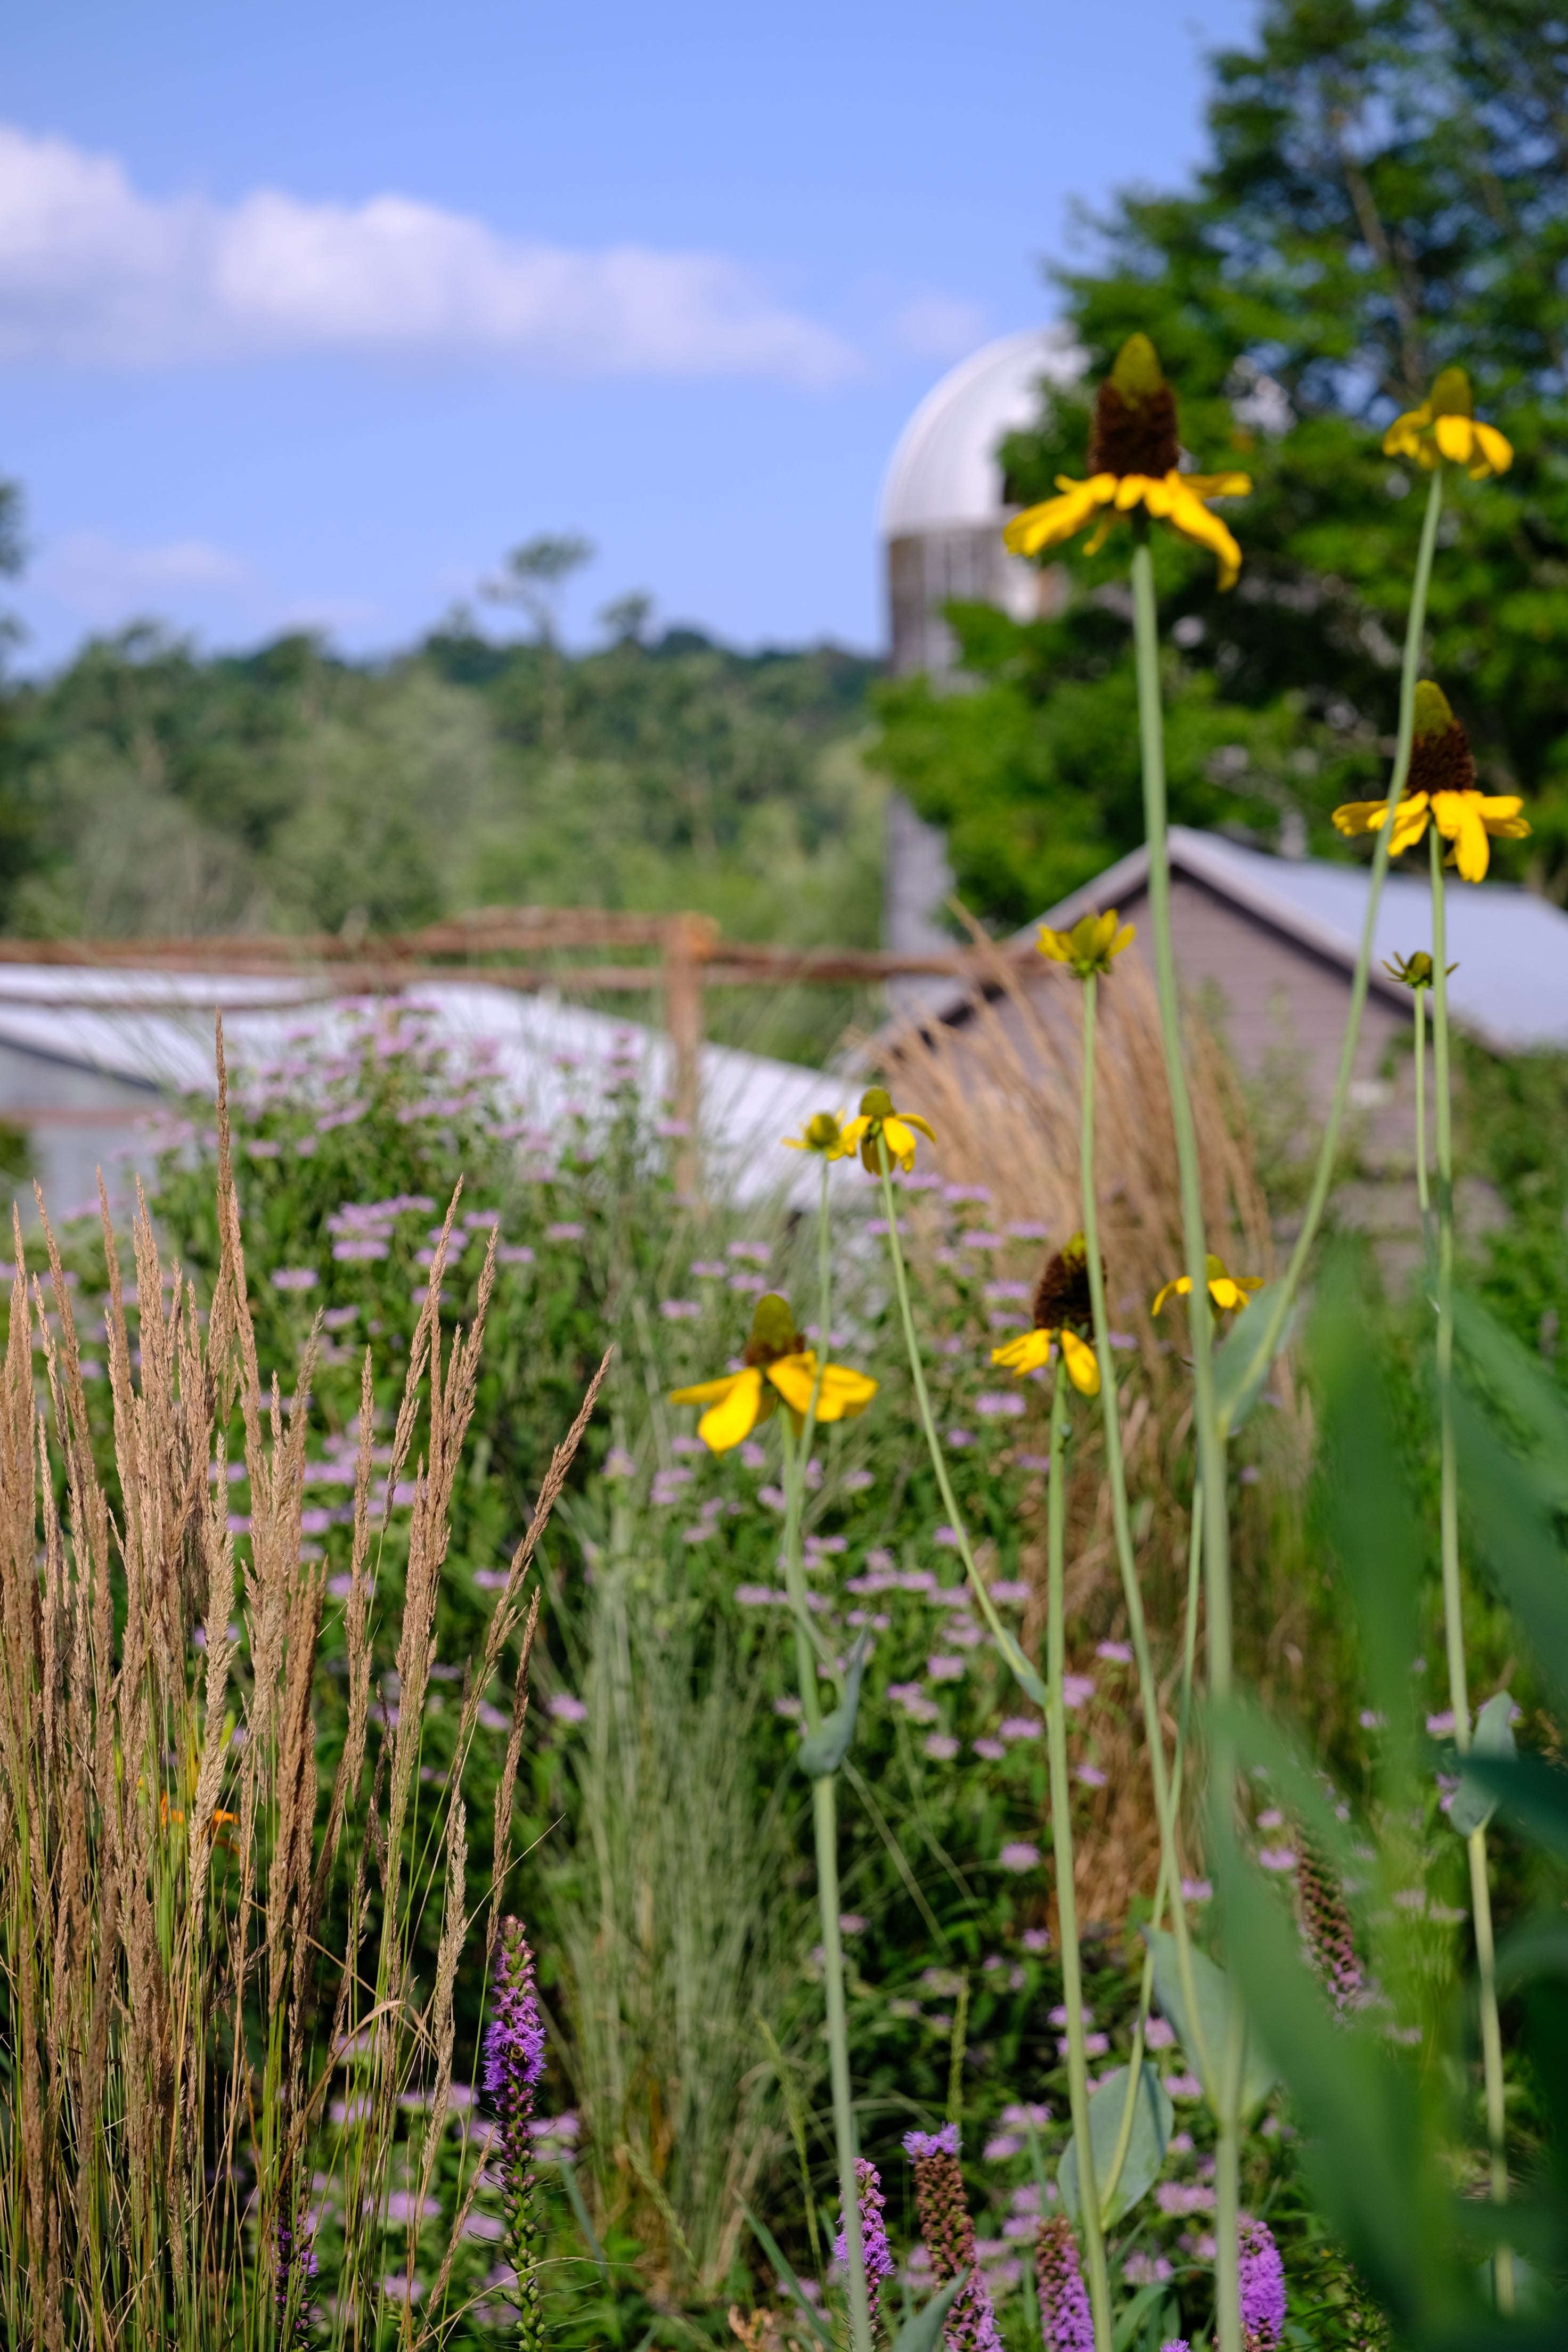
(662, 913, 716, 1203)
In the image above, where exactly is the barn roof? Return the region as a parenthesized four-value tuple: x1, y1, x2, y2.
(911, 828, 1568, 1058)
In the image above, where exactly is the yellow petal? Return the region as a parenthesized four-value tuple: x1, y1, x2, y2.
(670, 1373, 745, 1406)
(1110, 923, 1136, 958)
(1452, 808, 1491, 881)
(879, 1116, 917, 1172)
(1003, 478, 1112, 558)
(992, 1328, 1052, 1376)
(1037, 926, 1072, 963)
(1179, 471, 1253, 499)
(839, 1116, 870, 1150)
(1434, 413, 1474, 464)
(1151, 1276, 1192, 1316)
(1477, 795, 1525, 825)
(1162, 481, 1243, 590)
(1208, 1278, 1246, 1310)
(1114, 473, 1153, 511)
(1387, 795, 1433, 856)
(1383, 405, 1431, 460)
(1484, 812, 1531, 841)
(781, 1134, 807, 1151)
(1471, 421, 1513, 477)
(813, 1362, 880, 1421)
(1060, 1329, 1101, 1396)
(695, 1368, 767, 1452)
(1332, 800, 1386, 838)
(901, 1112, 937, 1143)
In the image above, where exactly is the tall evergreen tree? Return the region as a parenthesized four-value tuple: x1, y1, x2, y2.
(872, 0, 1568, 926)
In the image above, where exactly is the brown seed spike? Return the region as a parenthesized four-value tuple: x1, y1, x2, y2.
(1033, 1234, 1098, 1336)
(1089, 374, 1180, 480)
(1407, 715, 1477, 797)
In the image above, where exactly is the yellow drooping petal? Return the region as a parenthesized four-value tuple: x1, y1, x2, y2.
(1388, 795, 1434, 856)
(1159, 479, 1244, 591)
(1115, 472, 1154, 511)
(672, 1366, 769, 1452)
(1471, 421, 1514, 477)
(1383, 404, 1434, 462)
(1434, 413, 1474, 465)
(1180, 471, 1254, 499)
(1151, 1275, 1192, 1316)
(839, 1114, 870, 1153)
(1331, 794, 1430, 854)
(1003, 476, 1115, 559)
(1208, 1277, 1249, 1311)
(992, 1328, 1053, 1376)
(1060, 1329, 1101, 1396)
(765, 1351, 878, 1423)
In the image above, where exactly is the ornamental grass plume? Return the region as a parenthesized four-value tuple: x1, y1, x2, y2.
(902, 2124, 1003, 2352)
(1003, 333, 1251, 587)
(1034, 2215, 1095, 2352)
(484, 1916, 548, 2349)
(1238, 2216, 1286, 2351)
(834, 2159, 895, 2348)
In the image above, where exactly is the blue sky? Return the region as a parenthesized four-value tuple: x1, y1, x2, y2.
(5, 0, 1261, 671)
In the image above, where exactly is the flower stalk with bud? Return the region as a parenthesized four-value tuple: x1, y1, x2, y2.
(902, 2125, 1002, 2352)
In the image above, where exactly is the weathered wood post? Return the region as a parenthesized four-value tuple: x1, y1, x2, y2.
(662, 913, 715, 1203)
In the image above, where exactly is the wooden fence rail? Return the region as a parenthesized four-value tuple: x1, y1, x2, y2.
(0, 908, 1031, 1197)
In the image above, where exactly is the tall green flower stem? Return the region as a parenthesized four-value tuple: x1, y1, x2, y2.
(1414, 986, 1431, 1224)
(1231, 467, 1447, 1395)
(872, 1145, 1048, 1696)
(1130, 525, 1245, 2352)
(871, 1136, 1106, 2332)
(1428, 839, 1513, 2316)
(1080, 962, 1213, 2196)
(775, 1161, 872, 2352)
(1044, 1355, 1114, 2352)
(1097, 1491, 1206, 2217)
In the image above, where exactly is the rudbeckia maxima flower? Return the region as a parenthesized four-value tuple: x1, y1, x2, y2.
(669, 1291, 878, 1453)
(839, 1086, 936, 1175)
(990, 1232, 1102, 1397)
(1383, 366, 1513, 479)
(1333, 681, 1529, 883)
(781, 1109, 850, 1159)
(1152, 1253, 1263, 1317)
(1003, 334, 1251, 590)
(1037, 907, 1136, 979)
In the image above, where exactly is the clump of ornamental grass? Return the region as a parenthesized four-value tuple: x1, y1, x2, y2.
(0, 1024, 604, 2349)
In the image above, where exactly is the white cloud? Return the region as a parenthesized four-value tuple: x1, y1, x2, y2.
(0, 123, 859, 383)
(887, 293, 990, 362)
(35, 532, 258, 623)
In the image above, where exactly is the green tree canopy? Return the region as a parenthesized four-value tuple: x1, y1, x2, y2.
(872, 0, 1568, 928)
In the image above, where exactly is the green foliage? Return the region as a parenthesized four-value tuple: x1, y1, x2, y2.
(871, 0, 1568, 926)
(4, 618, 884, 1058)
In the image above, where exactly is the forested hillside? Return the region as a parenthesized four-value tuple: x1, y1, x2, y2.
(0, 614, 882, 959)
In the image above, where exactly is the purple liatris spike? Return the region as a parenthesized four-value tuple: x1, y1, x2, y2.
(835, 2159, 895, 2345)
(273, 2208, 318, 2348)
(1034, 2217, 1095, 2352)
(1238, 2216, 1286, 2350)
(484, 1917, 548, 2350)
(1159, 2341, 1191, 2352)
(1295, 1833, 1362, 2014)
(902, 2124, 1003, 2352)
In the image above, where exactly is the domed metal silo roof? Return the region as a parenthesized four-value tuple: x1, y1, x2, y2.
(878, 326, 1080, 540)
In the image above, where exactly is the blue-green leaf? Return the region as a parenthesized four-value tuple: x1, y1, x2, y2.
(1449, 1689, 1517, 1839)
(1057, 2062, 1172, 2226)
(798, 1626, 872, 1779)
(889, 2269, 967, 2352)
